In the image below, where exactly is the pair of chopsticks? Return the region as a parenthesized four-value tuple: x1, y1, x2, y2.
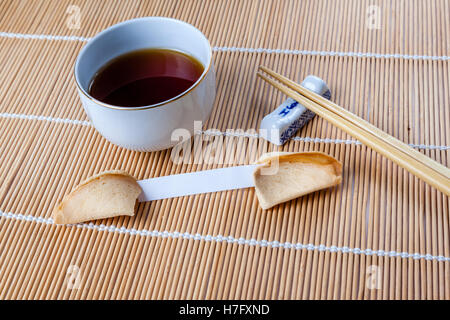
(257, 66, 450, 197)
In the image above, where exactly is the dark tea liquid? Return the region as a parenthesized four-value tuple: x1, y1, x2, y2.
(89, 48, 204, 107)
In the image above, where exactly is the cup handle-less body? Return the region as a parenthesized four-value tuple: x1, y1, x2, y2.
(75, 17, 216, 151)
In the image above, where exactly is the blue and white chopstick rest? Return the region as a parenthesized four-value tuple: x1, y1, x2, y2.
(260, 75, 331, 145)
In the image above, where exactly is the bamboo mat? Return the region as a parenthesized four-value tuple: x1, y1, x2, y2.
(0, 0, 449, 300)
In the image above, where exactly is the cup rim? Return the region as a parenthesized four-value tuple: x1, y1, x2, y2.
(74, 16, 213, 111)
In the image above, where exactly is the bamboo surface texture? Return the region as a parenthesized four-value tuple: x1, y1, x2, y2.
(0, 0, 449, 299)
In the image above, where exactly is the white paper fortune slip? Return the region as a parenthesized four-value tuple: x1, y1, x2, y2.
(137, 165, 258, 202)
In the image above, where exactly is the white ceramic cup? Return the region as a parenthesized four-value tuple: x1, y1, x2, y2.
(75, 17, 216, 151)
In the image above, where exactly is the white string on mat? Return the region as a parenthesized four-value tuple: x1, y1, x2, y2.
(0, 32, 90, 42)
(213, 46, 450, 61)
(1, 31, 449, 61)
(0, 209, 449, 262)
(0, 112, 91, 126)
(1, 112, 449, 150)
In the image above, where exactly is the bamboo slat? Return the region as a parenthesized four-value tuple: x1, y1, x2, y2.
(0, 0, 448, 300)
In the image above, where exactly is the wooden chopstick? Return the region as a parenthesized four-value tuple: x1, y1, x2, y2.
(257, 67, 450, 196)
(259, 66, 450, 179)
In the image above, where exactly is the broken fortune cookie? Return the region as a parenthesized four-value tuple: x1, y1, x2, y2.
(253, 152, 342, 209)
(52, 170, 142, 224)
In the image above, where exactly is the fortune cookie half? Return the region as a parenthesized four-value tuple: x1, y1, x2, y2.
(53, 170, 142, 224)
(253, 152, 342, 209)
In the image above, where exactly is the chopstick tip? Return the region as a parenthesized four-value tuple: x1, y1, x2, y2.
(256, 72, 267, 80)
